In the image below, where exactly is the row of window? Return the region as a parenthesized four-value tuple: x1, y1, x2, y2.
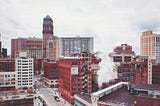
(17, 83, 32, 86)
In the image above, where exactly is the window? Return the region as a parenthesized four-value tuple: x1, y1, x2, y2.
(49, 42, 53, 48)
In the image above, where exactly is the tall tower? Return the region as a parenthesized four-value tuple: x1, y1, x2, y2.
(42, 15, 54, 58)
(141, 31, 153, 58)
(141, 30, 160, 61)
(42, 15, 59, 61)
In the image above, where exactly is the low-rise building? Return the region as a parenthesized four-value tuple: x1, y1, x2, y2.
(0, 72, 15, 91)
(74, 82, 160, 106)
(43, 61, 58, 88)
(0, 94, 34, 106)
(0, 58, 15, 91)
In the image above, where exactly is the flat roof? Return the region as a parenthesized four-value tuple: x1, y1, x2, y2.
(75, 93, 92, 103)
(92, 82, 129, 97)
(64, 56, 80, 60)
(131, 83, 160, 91)
(135, 93, 160, 99)
(99, 88, 134, 106)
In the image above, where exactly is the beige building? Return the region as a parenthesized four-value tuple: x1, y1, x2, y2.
(141, 31, 160, 61)
(0, 72, 15, 90)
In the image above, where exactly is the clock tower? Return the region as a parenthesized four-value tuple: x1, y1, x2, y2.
(42, 15, 59, 61)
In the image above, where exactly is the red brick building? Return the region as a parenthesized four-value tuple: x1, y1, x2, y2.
(34, 59, 42, 75)
(135, 94, 160, 106)
(71, 52, 101, 92)
(117, 63, 135, 82)
(152, 64, 160, 84)
(109, 44, 136, 82)
(11, 37, 43, 59)
(109, 44, 154, 85)
(11, 38, 27, 58)
(0, 58, 15, 72)
(132, 60, 148, 84)
(59, 52, 101, 104)
(59, 57, 91, 104)
(109, 44, 135, 63)
(43, 61, 58, 88)
(26, 37, 43, 59)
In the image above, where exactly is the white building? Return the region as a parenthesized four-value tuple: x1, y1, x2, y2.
(59, 36, 94, 56)
(15, 52, 34, 89)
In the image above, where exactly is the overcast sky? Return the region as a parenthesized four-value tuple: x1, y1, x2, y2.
(1, 0, 160, 84)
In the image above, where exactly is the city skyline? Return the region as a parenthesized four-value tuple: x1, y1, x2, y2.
(1, 0, 160, 84)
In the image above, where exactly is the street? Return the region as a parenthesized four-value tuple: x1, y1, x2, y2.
(34, 76, 65, 106)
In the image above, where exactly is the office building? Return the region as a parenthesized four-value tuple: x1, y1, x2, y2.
(59, 36, 94, 56)
(11, 37, 43, 59)
(15, 52, 34, 89)
(141, 31, 160, 61)
(25, 37, 43, 59)
(2, 48, 7, 58)
(11, 38, 27, 58)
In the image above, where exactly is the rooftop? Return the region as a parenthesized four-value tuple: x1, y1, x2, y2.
(130, 83, 160, 91)
(92, 82, 129, 97)
(135, 93, 160, 99)
(75, 93, 92, 103)
(43, 15, 53, 22)
(27, 36, 42, 41)
(99, 88, 134, 106)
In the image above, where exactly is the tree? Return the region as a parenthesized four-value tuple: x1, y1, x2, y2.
(27, 87, 33, 94)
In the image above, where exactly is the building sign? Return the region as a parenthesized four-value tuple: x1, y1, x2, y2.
(71, 67, 78, 75)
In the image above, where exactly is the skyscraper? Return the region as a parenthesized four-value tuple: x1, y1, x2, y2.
(141, 30, 160, 61)
(42, 15, 59, 61)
